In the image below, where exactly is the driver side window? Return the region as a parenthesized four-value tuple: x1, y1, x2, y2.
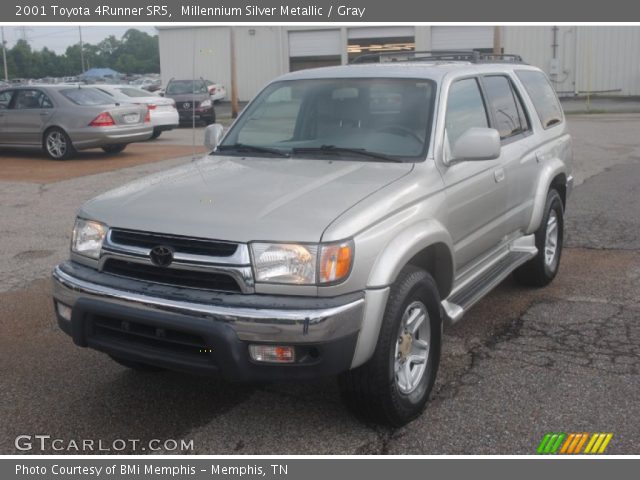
(445, 78, 489, 147)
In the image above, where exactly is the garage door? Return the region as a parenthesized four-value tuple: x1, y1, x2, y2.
(348, 26, 415, 40)
(431, 26, 494, 50)
(288, 30, 341, 57)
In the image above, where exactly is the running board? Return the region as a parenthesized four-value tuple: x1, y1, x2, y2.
(442, 237, 537, 325)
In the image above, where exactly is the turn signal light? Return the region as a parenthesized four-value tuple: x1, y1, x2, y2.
(319, 242, 353, 284)
(249, 345, 295, 363)
(144, 108, 151, 123)
(89, 112, 115, 127)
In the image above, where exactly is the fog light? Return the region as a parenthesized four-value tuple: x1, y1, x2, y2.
(249, 345, 295, 363)
(56, 301, 72, 321)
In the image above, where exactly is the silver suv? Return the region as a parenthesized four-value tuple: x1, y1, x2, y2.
(53, 53, 572, 426)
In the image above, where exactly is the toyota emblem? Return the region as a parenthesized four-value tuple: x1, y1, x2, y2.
(183, 102, 191, 110)
(150, 245, 174, 267)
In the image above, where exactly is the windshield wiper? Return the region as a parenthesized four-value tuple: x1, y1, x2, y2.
(216, 143, 290, 158)
(292, 145, 402, 163)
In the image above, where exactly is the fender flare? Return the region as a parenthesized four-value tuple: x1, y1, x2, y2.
(526, 159, 567, 234)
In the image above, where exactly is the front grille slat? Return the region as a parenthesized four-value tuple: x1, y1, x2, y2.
(103, 259, 241, 293)
(109, 229, 238, 257)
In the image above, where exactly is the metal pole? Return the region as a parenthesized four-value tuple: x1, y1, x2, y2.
(78, 26, 85, 74)
(1, 27, 8, 81)
(493, 26, 502, 55)
(230, 27, 239, 119)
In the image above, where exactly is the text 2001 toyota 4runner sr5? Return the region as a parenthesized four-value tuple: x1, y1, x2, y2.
(53, 52, 572, 426)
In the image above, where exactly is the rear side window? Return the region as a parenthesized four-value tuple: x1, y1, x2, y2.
(445, 78, 489, 146)
(515, 70, 563, 129)
(482, 75, 529, 139)
(61, 88, 114, 106)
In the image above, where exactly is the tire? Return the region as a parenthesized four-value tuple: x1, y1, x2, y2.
(43, 127, 76, 160)
(150, 128, 162, 140)
(514, 189, 564, 287)
(109, 355, 165, 372)
(102, 144, 127, 154)
(339, 266, 442, 426)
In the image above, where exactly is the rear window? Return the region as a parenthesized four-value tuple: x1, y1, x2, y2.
(116, 87, 152, 98)
(61, 88, 114, 106)
(515, 70, 564, 129)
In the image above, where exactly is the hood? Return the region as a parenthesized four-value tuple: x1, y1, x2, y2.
(80, 156, 414, 243)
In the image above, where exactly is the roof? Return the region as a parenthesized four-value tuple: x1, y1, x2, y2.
(275, 62, 541, 83)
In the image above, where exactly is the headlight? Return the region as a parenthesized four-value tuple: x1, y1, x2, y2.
(200, 99, 212, 108)
(71, 218, 108, 259)
(251, 241, 353, 285)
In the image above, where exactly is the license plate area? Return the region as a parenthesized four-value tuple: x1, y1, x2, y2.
(123, 113, 140, 124)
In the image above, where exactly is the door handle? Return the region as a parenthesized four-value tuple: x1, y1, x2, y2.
(494, 168, 505, 183)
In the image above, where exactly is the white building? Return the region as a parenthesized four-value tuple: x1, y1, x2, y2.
(158, 26, 640, 101)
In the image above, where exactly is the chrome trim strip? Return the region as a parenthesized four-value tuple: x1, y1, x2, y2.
(53, 266, 364, 343)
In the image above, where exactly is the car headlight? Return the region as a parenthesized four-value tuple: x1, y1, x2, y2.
(200, 99, 212, 108)
(251, 241, 353, 285)
(71, 218, 108, 259)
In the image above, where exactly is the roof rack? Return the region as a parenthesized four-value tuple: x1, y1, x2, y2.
(350, 50, 525, 65)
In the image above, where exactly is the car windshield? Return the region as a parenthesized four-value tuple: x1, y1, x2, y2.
(221, 78, 436, 160)
(61, 88, 115, 106)
(166, 80, 208, 95)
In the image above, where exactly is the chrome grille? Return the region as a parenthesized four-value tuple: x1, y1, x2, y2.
(99, 229, 253, 293)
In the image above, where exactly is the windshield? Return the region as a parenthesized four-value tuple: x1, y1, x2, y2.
(221, 78, 435, 160)
(166, 80, 208, 95)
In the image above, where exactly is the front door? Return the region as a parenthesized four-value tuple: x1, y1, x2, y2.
(6, 89, 54, 145)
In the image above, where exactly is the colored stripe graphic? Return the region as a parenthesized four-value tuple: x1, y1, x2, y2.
(538, 433, 613, 454)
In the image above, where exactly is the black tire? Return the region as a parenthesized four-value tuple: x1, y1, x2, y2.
(109, 355, 165, 372)
(150, 128, 162, 140)
(514, 189, 564, 287)
(339, 266, 442, 427)
(43, 127, 76, 160)
(102, 144, 127, 154)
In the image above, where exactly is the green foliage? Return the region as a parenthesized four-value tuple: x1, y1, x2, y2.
(3, 29, 159, 79)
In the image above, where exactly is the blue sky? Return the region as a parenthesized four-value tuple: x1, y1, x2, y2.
(1, 26, 157, 53)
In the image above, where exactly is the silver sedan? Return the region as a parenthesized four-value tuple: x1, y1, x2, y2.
(0, 85, 152, 160)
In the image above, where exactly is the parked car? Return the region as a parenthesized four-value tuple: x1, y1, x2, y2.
(92, 85, 179, 139)
(133, 77, 161, 92)
(162, 79, 216, 125)
(204, 80, 227, 102)
(52, 54, 572, 425)
(0, 85, 152, 160)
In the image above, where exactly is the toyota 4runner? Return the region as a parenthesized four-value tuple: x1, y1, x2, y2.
(53, 52, 573, 426)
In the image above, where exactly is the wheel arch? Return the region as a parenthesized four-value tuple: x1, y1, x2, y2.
(526, 159, 568, 234)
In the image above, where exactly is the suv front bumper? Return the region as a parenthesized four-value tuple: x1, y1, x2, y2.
(52, 262, 364, 381)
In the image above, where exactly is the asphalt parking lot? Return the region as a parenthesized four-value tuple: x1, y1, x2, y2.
(0, 114, 638, 454)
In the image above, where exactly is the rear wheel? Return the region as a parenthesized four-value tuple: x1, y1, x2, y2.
(339, 266, 442, 426)
(43, 128, 76, 160)
(514, 189, 564, 287)
(102, 144, 127, 154)
(150, 128, 162, 140)
(109, 355, 165, 372)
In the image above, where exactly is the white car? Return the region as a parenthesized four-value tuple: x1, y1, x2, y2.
(205, 80, 227, 102)
(92, 85, 179, 139)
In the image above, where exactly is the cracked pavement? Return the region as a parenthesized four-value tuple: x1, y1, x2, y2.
(1, 116, 639, 454)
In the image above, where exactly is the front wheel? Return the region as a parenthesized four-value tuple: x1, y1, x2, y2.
(339, 266, 442, 426)
(514, 189, 564, 287)
(102, 144, 127, 154)
(43, 128, 76, 160)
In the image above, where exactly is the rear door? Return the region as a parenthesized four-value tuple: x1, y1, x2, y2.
(0, 90, 14, 143)
(5, 89, 54, 145)
(479, 74, 537, 236)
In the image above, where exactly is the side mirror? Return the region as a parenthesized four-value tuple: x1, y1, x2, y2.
(450, 127, 501, 163)
(158, 91, 165, 97)
(204, 123, 225, 150)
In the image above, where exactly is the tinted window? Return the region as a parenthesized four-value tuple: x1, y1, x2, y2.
(516, 70, 563, 129)
(166, 80, 208, 95)
(13, 89, 53, 109)
(483, 76, 528, 139)
(0, 90, 12, 109)
(445, 78, 489, 146)
(61, 88, 114, 106)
